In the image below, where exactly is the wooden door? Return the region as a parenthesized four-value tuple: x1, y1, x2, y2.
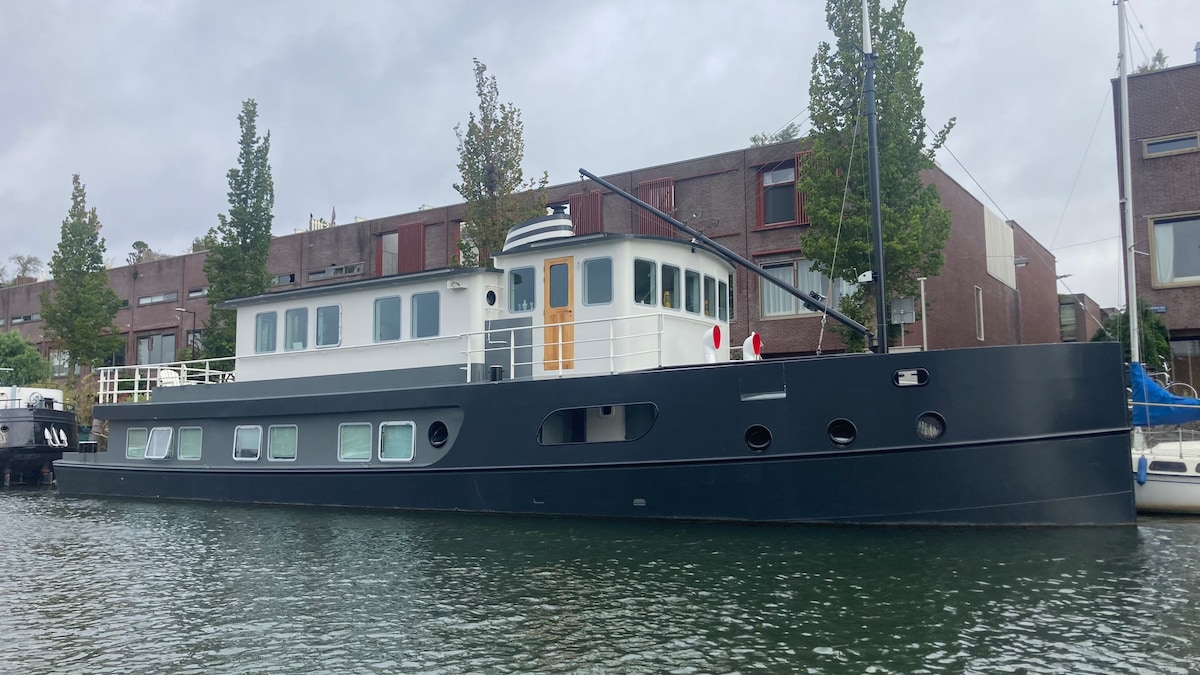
(543, 256, 574, 370)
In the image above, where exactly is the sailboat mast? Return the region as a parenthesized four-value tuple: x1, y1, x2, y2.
(1118, 0, 1141, 365)
(862, 0, 888, 354)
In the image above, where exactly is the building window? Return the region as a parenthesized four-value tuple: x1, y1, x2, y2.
(270, 273, 295, 287)
(10, 313, 41, 325)
(510, 267, 535, 312)
(636, 177, 676, 237)
(137, 291, 179, 306)
(685, 270, 701, 314)
(255, 312, 277, 353)
(316, 305, 340, 347)
(1144, 132, 1200, 158)
(308, 262, 364, 281)
(760, 260, 851, 318)
(50, 350, 77, 378)
(339, 422, 372, 461)
(268, 425, 298, 461)
(178, 427, 202, 460)
(758, 153, 810, 228)
(187, 286, 209, 299)
(1059, 302, 1078, 342)
(975, 286, 985, 341)
(145, 427, 173, 460)
(137, 333, 176, 364)
(1151, 214, 1200, 286)
(126, 427, 148, 459)
(186, 329, 204, 357)
(285, 308, 308, 351)
(379, 421, 416, 461)
(662, 265, 681, 309)
(377, 222, 424, 276)
(412, 292, 440, 338)
(569, 191, 604, 235)
(634, 259, 656, 305)
(583, 258, 613, 305)
(374, 296, 402, 342)
(234, 425, 263, 460)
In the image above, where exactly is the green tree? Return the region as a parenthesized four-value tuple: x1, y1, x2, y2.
(750, 122, 800, 147)
(453, 59, 548, 268)
(9, 254, 43, 282)
(39, 175, 124, 375)
(0, 331, 52, 385)
(1135, 48, 1168, 73)
(798, 0, 955, 349)
(1091, 300, 1171, 368)
(126, 240, 168, 265)
(202, 99, 274, 361)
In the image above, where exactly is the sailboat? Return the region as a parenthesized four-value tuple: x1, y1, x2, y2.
(1116, 0, 1200, 513)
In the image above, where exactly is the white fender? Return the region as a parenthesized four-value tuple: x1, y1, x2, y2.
(742, 332, 763, 361)
(703, 325, 722, 363)
(57, 428, 69, 447)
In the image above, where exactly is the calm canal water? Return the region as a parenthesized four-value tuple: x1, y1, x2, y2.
(3, 489, 1199, 674)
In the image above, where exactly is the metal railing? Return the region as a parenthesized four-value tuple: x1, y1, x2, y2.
(97, 357, 237, 404)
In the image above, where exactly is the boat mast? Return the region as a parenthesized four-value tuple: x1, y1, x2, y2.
(1118, 0, 1140, 366)
(862, 0, 888, 354)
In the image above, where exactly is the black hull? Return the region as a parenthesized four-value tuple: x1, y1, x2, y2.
(56, 342, 1137, 525)
(0, 407, 76, 485)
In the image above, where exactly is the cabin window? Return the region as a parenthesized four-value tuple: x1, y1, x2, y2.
(661, 265, 680, 309)
(285, 308, 308, 351)
(374, 296, 402, 342)
(1150, 214, 1200, 286)
(316, 305, 341, 347)
(1149, 461, 1187, 473)
(685, 270, 701, 314)
(268, 425, 298, 461)
(232, 422, 264, 458)
(338, 423, 372, 461)
(583, 258, 613, 305)
(126, 427, 149, 459)
(379, 421, 416, 461)
(145, 427, 173, 460)
(634, 259, 657, 305)
(510, 267, 535, 312)
(178, 427, 203, 460)
(538, 403, 658, 445)
(719, 278, 730, 321)
(975, 286, 985, 340)
(412, 292, 440, 338)
(234, 425, 263, 460)
(703, 275, 717, 318)
(255, 312, 277, 353)
(549, 263, 570, 308)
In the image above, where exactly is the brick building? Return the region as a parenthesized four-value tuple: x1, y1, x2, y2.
(0, 141, 1062, 370)
(1116, 58, 1200, 387)
(1059, 293, 1109, 343)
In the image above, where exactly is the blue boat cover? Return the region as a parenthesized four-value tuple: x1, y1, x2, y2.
(1131, 362, 1200, 427)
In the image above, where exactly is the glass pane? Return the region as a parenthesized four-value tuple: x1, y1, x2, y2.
(549, 264, 569, 308)
(583, 258, 612, 305)
(235, 426, 261, 460)
(719, 280, 729, 321)
(510, 267, 535, 312)
(381, 232, 399, 276)
(1147, 135, 1199, 155)
(703, 276, 717, 317)
(256, 313, 276, 353)
(339, 424, 372, 460)
(126, 428, 148, 459)
(269, 426, 298, 460)
(316, 306, 340, 346)
(634, 259, 656, 305)
(764, 184, 796, 224)
(374, 296, 402, 342)
(685, 270, 701, 314)
(761, 264, 796, 317)
(412, 292, 440, 338)
(763, 167, 795, 186)
(662, 265, 680, 309)
(178, 427, 202, 460)
(380, 423, 415, 461)
(146, 427, 172, 459)
(285, 308, 308, 350)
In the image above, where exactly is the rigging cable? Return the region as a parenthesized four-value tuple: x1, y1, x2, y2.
(1050, 67, 1119, 250)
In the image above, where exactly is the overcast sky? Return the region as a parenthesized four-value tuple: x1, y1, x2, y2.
(2, 0, 1196, 307)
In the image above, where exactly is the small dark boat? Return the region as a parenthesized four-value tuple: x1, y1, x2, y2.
(0, 384, 78, 486)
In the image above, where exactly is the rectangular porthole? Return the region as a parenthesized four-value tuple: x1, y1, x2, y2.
(178, 427, 203, 460)
(379, 422, 416, 461)
(126, 427, 148, 459)
(233, 425, 263, 461)
(145, 427, 173, 460)
(339, 423, 372, 461)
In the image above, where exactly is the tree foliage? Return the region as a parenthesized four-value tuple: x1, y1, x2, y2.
(201, 99, 274, 361)
(750, 122, 800, 147)
(453, 59, 548, 268)
(1091, 300, 1171, 368)
(9, 254, 43, 282)
(0, 331, 52, 385)
(798, 0, 955, 348)
(1135, 48, 1168, 73)
(39, 174, 124, 374)
(127, 240, 169, 265)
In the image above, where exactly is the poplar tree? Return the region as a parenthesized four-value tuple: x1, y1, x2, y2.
(40, 174, 124, 374)
(453, 59, 548, 268)
(798, 0, 954, 346)
(0, 332, 52, 386)
(202, 99, 274, 360)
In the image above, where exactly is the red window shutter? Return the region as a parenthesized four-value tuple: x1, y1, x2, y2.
(396, 222, 425, 274)
(568, 191, 603, 235)
(795, 151, 812, 225)
(635, 178, 676, 238)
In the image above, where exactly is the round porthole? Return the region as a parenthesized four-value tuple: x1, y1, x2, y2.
(486, 290, 497, 306)
(915, 412, 945, 442)
(745, 424, 772, 452)
(828, 419, 856, 447)
(429, 421, 449, 448)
